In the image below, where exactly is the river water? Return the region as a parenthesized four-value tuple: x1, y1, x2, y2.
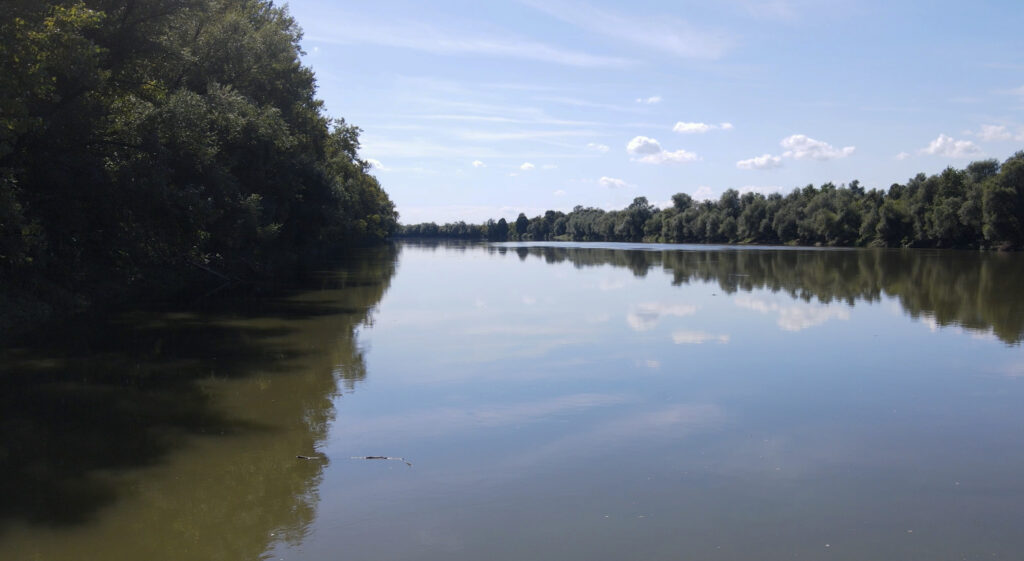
(2, 242, 1024, 560)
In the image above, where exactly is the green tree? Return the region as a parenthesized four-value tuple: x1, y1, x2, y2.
(515, 213, 529, 240)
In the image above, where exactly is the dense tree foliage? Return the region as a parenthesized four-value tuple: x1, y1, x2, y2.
(1, 0, 396, 325)
(400, 156, 1024, 249)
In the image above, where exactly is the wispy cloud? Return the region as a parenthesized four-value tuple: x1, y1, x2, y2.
(472, 160, 487, 168)
(362, 137, 604, 160)
(587, 142, 611, 153)
(536, 96, 638, 112)
(523, 0, 733, 60)
(414, 113, 603, 127)
(636, 95, 662, 104)
(673, 121, 734, 133)
(672, 330, 730, 344)
(998, 84, 1024, 97)
(970, 124, 1024, 142)
(458, 129, 604, 141)
(308, 17, 634, 68)
(735, 0, 800, 20)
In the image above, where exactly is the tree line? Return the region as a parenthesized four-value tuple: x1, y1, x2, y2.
(1, 0, 397, 329)
(399, 154, 1024, 249)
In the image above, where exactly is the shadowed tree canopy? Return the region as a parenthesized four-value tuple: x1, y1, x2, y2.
(1, 0, 397, 328)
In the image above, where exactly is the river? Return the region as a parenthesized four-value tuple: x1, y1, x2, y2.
(2, 242, 1024, 560)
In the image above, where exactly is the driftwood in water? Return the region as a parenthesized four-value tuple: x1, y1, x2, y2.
(350, 455, 413, 467)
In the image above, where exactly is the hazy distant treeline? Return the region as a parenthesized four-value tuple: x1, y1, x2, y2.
(1, 0, 397, 328)
(400, 155, 1024, 249)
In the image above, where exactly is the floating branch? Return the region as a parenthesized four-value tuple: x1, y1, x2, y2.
(350, 455, 413, 467)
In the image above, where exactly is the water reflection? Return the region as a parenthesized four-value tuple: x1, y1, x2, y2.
(0, 245, 397, 560)
(734, 294, 851, 331)
(626, 302, 697, 332)
(671, 330, 730, 344)
(5, 240, 1024, 561)
(340, 241, 1024, 561)
(472, 242, 1024, 344)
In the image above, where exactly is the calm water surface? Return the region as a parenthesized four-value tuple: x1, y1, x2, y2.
(2, 242, 1024, 560)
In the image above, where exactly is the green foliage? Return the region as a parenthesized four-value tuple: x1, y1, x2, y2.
(1, 0, 396, 314)
(399, 156, 1023, 250)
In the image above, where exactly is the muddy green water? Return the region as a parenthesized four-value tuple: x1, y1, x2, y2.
(2, 242, 1024, 560)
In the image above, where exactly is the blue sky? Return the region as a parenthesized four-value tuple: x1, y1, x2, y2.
(285, 0, 1024, 224)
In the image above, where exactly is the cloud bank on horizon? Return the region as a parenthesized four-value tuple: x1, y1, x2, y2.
(289, 0, 1024, 223)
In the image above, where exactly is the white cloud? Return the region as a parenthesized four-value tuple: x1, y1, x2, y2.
(672, 330, 730, 344)
(309, 18, 635, 68)
(674, 122, 711, 134)
(472, 160, 487, 168)
(736, 153, 782, 170)
(738, 185, 784, 195)
(636, 95, 662, 104)
(587, 142, 611, 153)
(976, 124, 1013, 141)
(895, 152, 911, 160)
(642, 149, 700, 164)
(626, 136, 699, 164)
(736, 134, 852, 169)
(673, 121, 734, 133)
(920, 134, 982, 158)
(972, 124, 1024, 142)
(627, 303, 698, 332)
(693, 186, 714, 201)
(553, 189, 567, 196)
(520, 162, 536, 170)
(780, 134, 855, 160)
(626, 136, 663, 155)
(599, 176, 632, 189)
(365, 158, 386, 170)
(523, 0, 732, 59)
